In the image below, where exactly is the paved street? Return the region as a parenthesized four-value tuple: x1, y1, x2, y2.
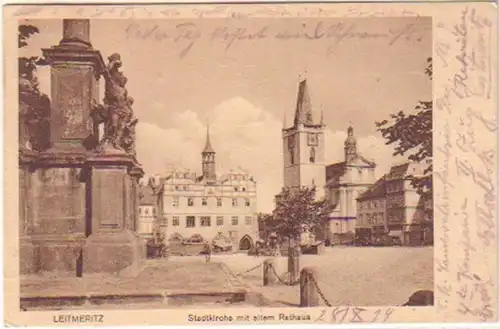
(203, 246, 433, 307)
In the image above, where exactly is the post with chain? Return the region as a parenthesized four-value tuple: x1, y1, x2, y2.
(288, 244, 301, 284)
(300, 267, 319, 307)
(263, 258, 277, 286)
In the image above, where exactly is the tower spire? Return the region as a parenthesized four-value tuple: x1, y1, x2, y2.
(293, 78, 313, 126)
(320, 105, 324, 126)
(202, 123, 216, 181)
(203, 124, 215, 154)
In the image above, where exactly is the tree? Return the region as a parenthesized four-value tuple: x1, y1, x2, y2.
(375, 57, 433, 196)
(256, 212, 273, 240)
(18, 24, 51, 151)
(266, 186, 333, 246)
(18, 24, 48, 90)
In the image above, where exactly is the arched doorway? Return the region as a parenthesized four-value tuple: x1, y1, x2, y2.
(239, 235, 254, 250)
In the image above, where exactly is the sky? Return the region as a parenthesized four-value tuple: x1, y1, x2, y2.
(20, 18, 432, 212)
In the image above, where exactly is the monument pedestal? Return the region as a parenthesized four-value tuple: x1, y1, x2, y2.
(82, 152, 145, 276)
(83, 230, 146, 276)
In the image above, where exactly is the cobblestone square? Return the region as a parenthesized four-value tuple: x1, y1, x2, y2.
(209, 247, 433, 307)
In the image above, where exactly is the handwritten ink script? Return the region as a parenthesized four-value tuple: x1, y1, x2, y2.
(314, 307, 395, 324)
(124, 20, 427, 58)
(435, 6, 497, 322)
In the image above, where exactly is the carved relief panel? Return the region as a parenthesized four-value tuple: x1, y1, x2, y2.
(51, 65, 95, 142)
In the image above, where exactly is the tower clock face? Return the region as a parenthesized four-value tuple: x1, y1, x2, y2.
(308, 133, 318, 146)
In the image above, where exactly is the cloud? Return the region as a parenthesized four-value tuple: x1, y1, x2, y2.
(136, 97, 402, 212)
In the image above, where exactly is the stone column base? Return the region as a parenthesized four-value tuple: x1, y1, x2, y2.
(32, 235, 86, 276)
(19, 236, 36, 275)
(82, 230, 146, 277)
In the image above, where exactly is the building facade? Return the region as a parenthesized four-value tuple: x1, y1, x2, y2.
(159, 129, 259, 251)
(324, 127, 377, 243)
(356, 175, 387, 242)
(355, 161, 433, 245)
(137, 181, 165, 240)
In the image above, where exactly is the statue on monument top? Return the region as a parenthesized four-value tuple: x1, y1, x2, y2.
(93, 53, 137, 155)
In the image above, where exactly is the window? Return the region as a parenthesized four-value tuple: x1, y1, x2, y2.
(186, 216, 195, 228)
(216, 216, 224, 226)
(160, 217, 167, 226)
(310, 147, 316, 163)
(231, 216, 238, 225)
(172, 216, 179, 226)
(202, 197, 207, 206)
(145, 208, 149, 215)
(245, 216, 252, 225)
(242, 187, 246, 191)
(200, 216, 211, 227)
(172, 197, 179, 207)
(175, 186, 179, 191)
(216, 198, 222, 207)
(234, 187, 238, 192)
(183, 185, 188, 191)
(232, 198, 238, 207)
(152, 208, 156, 215)
(245, 198, 251, 207)
(187, 197, 194, 206)
(138, 208, 142, 214)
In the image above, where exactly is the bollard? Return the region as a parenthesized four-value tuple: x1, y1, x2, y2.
(288, 245, 301, 283)
(263, 258, 277, 286)
(300, 267, 319, 307)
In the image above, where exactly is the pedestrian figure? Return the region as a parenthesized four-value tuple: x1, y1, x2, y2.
(255, 242, 261, 258)
(203, 240, 212, 263)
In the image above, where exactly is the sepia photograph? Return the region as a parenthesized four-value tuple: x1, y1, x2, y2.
(4, 2, 497, 326)
(17, 16, 434, 311)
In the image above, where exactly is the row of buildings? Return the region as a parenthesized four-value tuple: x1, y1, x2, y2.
(280, 79, 433, 246)
(138, 78, 433, 249)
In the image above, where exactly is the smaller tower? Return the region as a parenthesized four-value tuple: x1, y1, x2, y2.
(202, 126, 216, 181)
(344, 126, 357, 163)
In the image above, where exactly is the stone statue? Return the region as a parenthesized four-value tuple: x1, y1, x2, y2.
(94, 53, 137, 154)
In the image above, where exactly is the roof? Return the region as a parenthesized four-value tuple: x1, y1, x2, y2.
(294, 79, 314, 126)
(326, 162, 346, 181)
(357, 175, 387, 201)
(138, 185, 156, 205)
(386, 161, 427, 180)
(202, 126, 215, 153)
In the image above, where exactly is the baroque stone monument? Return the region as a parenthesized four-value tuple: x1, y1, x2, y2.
(19, 19, 145, 277)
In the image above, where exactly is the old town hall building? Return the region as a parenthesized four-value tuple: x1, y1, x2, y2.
(282, 79, 377, 244)
(147, 128, 259, 251)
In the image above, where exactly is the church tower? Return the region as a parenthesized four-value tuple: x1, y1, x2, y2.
(282, 79, 326, 198)
(344, 126, 357, 163)
(202, 126, 216, 182)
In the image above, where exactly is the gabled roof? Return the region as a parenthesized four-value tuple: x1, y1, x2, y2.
(347, 155, 376, 168)
(386, 161, 427, 180)
(139, 185, 156, 206)
(357, 175, 387, 201)
(326, 162, 346, 181)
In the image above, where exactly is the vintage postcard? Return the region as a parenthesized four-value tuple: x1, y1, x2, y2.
(3, 1, 498, 326)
